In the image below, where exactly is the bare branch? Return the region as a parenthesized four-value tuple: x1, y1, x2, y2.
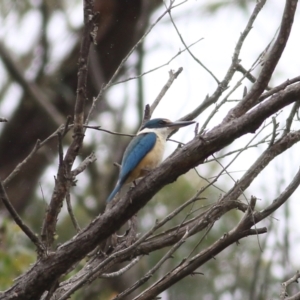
(148, 67, 183, 119)
(199, 75, 243, 134)
(236, 64, 263, 86)
(133, 221, 266, 300)
(40, 0, 96, 248)
(282, 100, 300, 136)
(220, 130, 300, 205)
(166, 4, 219, 84)
(224, 0, 297, 121)
(269, 116, 279, 146)
(136, 200, 248, 258)
(113, 229, 190, 300)
(285, 291, 300, 300)
(112, 38, 203, 86)
(181, 0, 267, 122)
(255, 166, 300, 222)
(280, 270, 300, 300)
(2, 78, 300, 300)
(259, 76, 300, 102)
(94, 0, 178, 102)
(71, 152, 97, 177)
(100, 257, 141, 278)
(3, 124, 68, 186)
(3, 139, 41, 186)
(66, 193, 81, 233)
(204, 135, 271, 163)
(83, 125, 135, 137)
(57, 132, 64, 167)
(0, 181, 45, 254)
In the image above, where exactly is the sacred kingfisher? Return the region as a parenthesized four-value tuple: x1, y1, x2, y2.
(106, 118, 195, 203)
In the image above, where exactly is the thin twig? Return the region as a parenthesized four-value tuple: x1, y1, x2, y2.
(149, 67, 183, 118)
(93, 0, 178, 105)
(58, 193, 203, 300)
(0, 181, 45, 254)
(259, 76, 300, 102)
(256, 166, 300, 222)
(224, 0, 296, 121)
(3, 125, 67, 186)
(85, 93, 101, 127)
(83, 125, 135, 137)
(200, 78, 243, 134)
(193, 167, 225, 193)
(57, 132, 64, 166)
(3, 139, 41, 186)
(236, 64, 258, 85)
(100, 257, 141, 278)
(282, 100, 300, 136)
(62, 116, 72, 137)
(186, 222, 214, 260)
(236, 64, 272, 90)
(204, 135, 271, 163)
(182, 0, 266, 122)
(211, 156, 263, 252)
(269, 116, 279, 146)
(133, 224, 266, 300)
(196, 119, 272, 196)
(66, 193, 81, 233)
(71, 152, 97, 177)
(112, 38, 203, 86)
(113, 229, 190, 300)
(220, 130, 300, 207)
(166, 4, 219, 84)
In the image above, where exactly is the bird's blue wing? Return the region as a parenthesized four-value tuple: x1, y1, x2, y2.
(119, 132, 156, 183)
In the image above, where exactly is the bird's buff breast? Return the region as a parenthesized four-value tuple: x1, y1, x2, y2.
(126, 135, 165, 183)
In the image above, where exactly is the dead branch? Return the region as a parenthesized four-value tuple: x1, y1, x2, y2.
(0, 181, 45, 254)
(280, 271, 300, 300)
(149, 68, 183, 118)
(182, 0, 266, 121)
(40, 0, 97, 248)
(224, 0, 297, 121)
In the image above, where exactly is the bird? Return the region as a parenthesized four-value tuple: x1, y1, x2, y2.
(106, 118, 195, 203)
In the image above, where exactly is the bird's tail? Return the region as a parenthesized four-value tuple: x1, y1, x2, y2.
(106, 181, 122, 203)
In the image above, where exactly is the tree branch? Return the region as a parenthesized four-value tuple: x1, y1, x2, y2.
(148, 67, 183, 120)
(224, 0, 298, 121)
(2, 80, 300, 300)
(280, 270, 300, 300)
(133, 223, 266, 300)
(40, 0, 96, 248)
(0, 181, 45, 254)
(182, 0, 266, 121)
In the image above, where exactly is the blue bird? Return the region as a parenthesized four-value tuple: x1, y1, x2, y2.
(106, 118, 195, 203)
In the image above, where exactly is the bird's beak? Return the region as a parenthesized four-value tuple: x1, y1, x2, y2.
(167, 120, 195, 128)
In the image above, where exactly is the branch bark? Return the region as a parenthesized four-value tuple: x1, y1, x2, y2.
(1, 78, 300, 300)
(40, 0, 96, 248)
(224, 0, 298, 121)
